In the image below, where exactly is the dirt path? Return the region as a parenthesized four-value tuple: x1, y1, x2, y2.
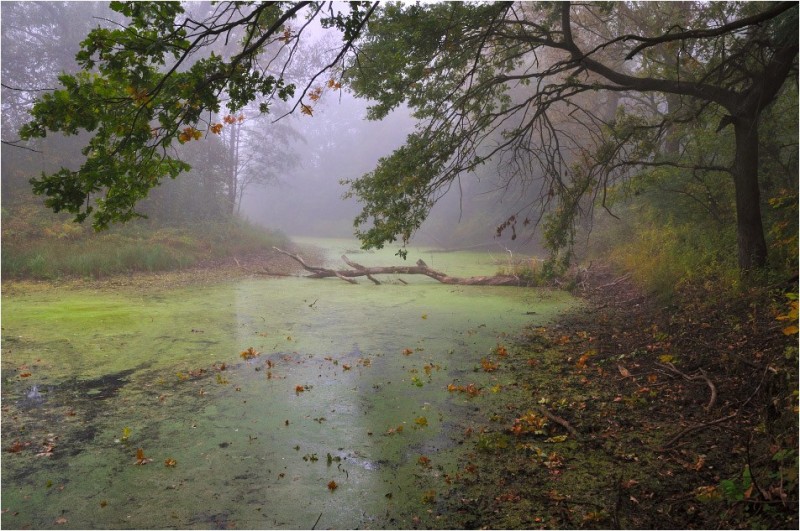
(432, 266, 798, 529)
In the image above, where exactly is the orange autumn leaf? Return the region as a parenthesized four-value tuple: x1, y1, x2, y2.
(6, 441, 27, 453)
(134, 448, 152, 465)
(300, 103, 314, 116)
(240, 347, 259, 360)
(418, 455, 431, 466)
(327, 480, 338, 491)
(480, 358, 498, 372)
(164, 458, 177, 467)
(295, 385, 305, 393)
(495, 344, 508, 357)
(402, 348, 413, 356)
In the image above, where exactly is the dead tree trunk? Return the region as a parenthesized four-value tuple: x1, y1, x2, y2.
(272, 247, 530, 286)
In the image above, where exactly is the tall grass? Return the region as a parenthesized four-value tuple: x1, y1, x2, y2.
(585, 210, 742, 301)
(2, 216, 288, 280)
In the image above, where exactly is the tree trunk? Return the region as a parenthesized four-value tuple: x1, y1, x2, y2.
(271, 248, 533, 286)
(227, 121, 240, 216)
(732, 116, 768, 270)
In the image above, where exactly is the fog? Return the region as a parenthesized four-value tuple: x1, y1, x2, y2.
(1, 1, 544, 254)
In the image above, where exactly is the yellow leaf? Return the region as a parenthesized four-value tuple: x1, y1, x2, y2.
(782, 325, 799, 336)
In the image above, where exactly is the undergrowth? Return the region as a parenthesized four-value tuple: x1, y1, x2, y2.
(1, 203, 287, 280)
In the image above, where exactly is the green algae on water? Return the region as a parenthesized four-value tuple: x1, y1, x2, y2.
(1, 241, 574, 529)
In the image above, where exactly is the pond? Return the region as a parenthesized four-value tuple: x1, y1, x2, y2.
(1, 240, 574, 529)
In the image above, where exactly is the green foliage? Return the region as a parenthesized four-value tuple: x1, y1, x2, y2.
(343, 1, 797, 272)
(17, 1, 373, 230)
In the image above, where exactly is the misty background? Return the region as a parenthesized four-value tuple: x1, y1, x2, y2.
(1, 1, 544, 255)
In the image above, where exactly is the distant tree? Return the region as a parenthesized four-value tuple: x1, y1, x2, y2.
(344, 2, 797, 269)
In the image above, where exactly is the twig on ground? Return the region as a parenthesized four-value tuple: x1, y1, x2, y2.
(657, 412, 738, 450)
(535, 405, 581, 440)
(656, 362, 717, 411)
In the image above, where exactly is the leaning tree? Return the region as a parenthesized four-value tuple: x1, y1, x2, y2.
(344, 1, 798, 270)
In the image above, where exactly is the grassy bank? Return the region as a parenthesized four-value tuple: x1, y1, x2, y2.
(2, 206, 288, 280)
(434, 268, 798, 530)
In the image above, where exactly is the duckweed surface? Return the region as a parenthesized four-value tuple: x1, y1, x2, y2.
(2, 241, 573, 529)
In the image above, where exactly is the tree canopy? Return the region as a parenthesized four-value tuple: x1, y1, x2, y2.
(15, 1, 799, 270)
(344, 1, 797, 268)
(16, 1, 376, 229)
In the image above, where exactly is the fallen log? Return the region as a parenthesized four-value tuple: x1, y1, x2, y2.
(272, 247, 528, 286)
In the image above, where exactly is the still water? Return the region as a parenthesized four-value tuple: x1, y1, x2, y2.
(1, 240, 573, 529)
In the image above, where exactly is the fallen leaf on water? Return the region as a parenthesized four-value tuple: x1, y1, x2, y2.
(6, 441, 28, 453)
(402, 348, 413, 356)
(480, 358, 498, 372)
(414, 416, 428, 427)
(240, 347, 259, 360)
(19, 372, 32, 378)
(134, 448, 152, 465)
(418, 455, 431, 466)
(327, 480, 338, 491)
(421, 314, 428, 320)
(36, 444, 55, 457)
(164, 458, 177, 467)
(54, 516, 68, 525)
(295, 385, 305, 393)
(342, 364, 352, 371)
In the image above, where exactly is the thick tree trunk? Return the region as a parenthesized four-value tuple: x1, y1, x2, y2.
(732, 117, 768, 270)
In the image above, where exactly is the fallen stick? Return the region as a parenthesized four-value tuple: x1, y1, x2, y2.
(535, 405, 582, 440)
(657, 362, 717, 411)
(657, 412, 738, 451)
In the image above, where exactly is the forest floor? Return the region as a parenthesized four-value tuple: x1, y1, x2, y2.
(433, 266, 799, 530)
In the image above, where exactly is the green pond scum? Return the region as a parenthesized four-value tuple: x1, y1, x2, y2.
(1, 240, 574, 529)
